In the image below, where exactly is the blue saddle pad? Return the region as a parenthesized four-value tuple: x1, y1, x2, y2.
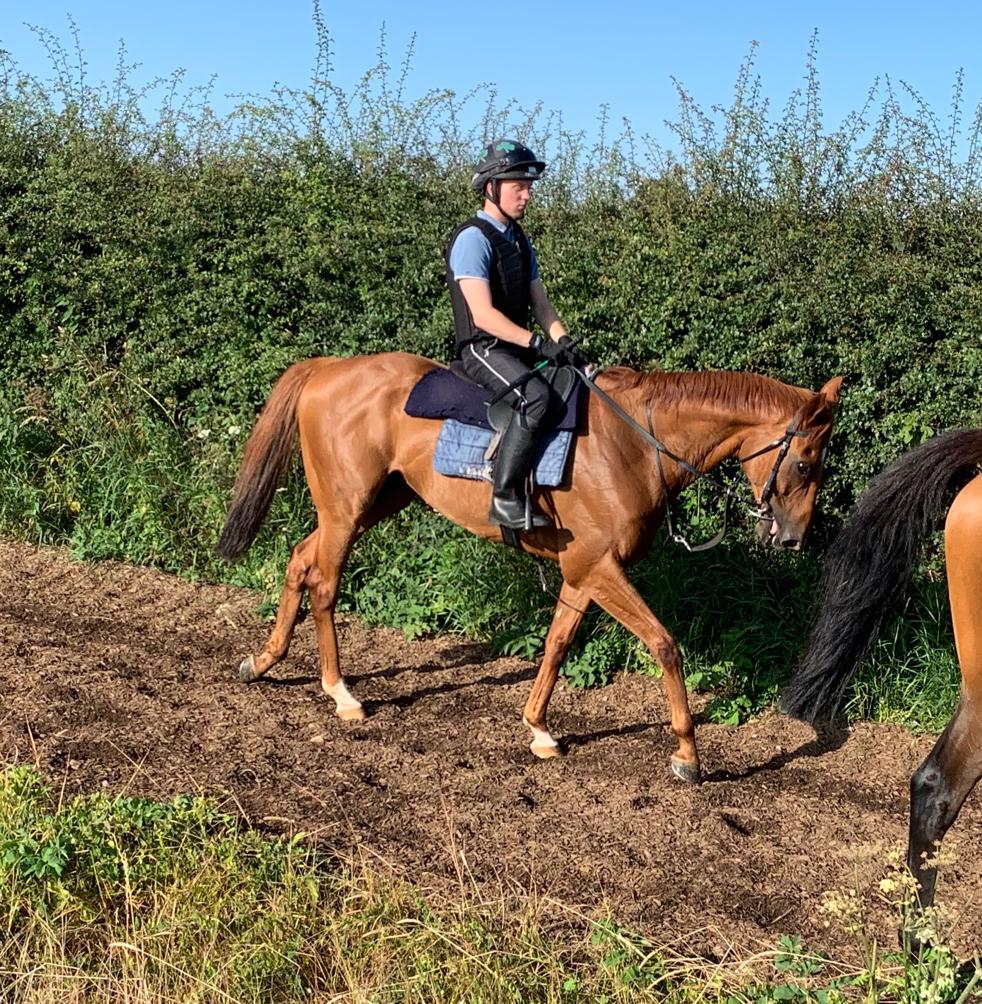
(432, 421, 573, 486)
(405, 365, 580, 485)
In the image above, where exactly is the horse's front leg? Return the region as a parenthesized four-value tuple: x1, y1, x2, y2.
(522, 582, 590, 758)
(584, 553, 699, 783)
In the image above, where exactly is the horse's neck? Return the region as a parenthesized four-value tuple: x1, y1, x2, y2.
(611, 376, 796, 484)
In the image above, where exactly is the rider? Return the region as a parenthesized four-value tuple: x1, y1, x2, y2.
(446, 138, 581, 530)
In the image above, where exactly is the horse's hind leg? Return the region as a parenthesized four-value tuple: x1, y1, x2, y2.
(907, 477, 982, 922)
(907, 700, 982, 918)
(522, 582, 590, 758)
(305, 520, 366, 720)
(309, 474, 417, 721)
(240, 531, 317, 683)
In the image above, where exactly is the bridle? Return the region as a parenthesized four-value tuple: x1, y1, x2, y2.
(575, 368, 810, 552)
(740, 415, 810, 520)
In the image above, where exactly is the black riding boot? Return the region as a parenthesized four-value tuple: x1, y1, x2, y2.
(489, 416, 551, 529)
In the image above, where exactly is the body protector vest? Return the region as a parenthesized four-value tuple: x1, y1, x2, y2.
(446, 217, 532, 353)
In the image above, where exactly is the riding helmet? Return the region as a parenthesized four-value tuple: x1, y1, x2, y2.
(471, 139, 547, 194)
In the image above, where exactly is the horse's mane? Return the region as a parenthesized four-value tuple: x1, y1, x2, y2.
(598, 366, 809, 418)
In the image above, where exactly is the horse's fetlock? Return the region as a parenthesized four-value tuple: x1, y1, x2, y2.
(910, 763, 943, 800)
(671, 717, 695, 742)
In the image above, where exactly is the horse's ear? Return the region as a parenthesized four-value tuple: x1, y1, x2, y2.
(793, 376, 844, 431)
(818, 375, 844, 407)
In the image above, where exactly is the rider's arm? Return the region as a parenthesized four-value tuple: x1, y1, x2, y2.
(530, 279, 568, 342)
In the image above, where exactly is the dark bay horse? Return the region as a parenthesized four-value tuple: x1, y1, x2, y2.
(782, 428, 982, 918)
(218, 352, 843, 782)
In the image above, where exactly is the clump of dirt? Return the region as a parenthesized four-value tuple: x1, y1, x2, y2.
(2, 538, 980, 964)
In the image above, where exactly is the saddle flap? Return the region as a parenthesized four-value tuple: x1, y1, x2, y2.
(486, 398, 516, 436)
(546, 362, 577, 407)
(405, 363, 584, 433)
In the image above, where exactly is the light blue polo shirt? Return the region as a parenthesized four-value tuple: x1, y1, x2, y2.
(448, 210, 541, 282)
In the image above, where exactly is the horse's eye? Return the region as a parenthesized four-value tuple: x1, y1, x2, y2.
(796, 461, 812, 478)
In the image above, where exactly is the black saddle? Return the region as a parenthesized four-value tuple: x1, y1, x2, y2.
(404, 362, 582, 433)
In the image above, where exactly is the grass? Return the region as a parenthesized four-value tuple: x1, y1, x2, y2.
(0, 765, 979, 1003)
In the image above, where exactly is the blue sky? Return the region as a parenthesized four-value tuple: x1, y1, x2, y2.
(3, 2, 981, 158)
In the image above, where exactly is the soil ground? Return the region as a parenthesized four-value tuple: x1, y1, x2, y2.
(2, 537, 981, 967)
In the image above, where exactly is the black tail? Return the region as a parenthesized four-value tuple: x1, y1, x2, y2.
(781, 428, 982, 723)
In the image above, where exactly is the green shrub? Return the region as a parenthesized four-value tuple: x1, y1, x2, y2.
(1, 22, 979, 724)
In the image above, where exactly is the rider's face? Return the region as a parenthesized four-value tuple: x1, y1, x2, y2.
(495, 179, 534, 219)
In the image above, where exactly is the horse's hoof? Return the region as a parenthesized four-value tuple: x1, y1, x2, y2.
(239, 656, 258, 683)
(523, 717, 562, 759)
(336, 705, 366, 722)
(670, 757, 701, 784)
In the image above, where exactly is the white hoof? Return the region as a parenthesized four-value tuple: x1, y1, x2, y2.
(324, 679, 364, 721)
(524, 717, 561, 759)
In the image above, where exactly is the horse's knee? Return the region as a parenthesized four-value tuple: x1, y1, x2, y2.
(306, 567, 338, 612)
(546, 622, 578, 651)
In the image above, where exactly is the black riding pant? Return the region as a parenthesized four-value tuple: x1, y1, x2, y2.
(459, 338, 558, 428)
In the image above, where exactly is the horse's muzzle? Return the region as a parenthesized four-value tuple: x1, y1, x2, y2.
(757, 517, 804, 551)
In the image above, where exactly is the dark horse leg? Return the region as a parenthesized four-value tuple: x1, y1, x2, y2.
(522, 582, 591, 757)
(908, 475, 982, 920)
(908, 701, 982, 914)
(577, 553, 698, 782)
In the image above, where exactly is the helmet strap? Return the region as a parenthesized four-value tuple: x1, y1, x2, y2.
(484, 179, 517, 224)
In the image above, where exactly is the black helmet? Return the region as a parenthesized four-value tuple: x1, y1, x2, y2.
(471, 138, 546, 194)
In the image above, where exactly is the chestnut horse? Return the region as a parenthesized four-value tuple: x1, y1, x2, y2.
(782, 428, 982, 921)
(218, 352, 843, 782)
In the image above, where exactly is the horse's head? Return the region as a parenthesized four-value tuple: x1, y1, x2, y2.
(739, 376, 844, 550)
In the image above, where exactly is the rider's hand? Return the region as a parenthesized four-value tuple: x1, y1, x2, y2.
(556, 335, 587, 368)
(532, 334, 585, 368)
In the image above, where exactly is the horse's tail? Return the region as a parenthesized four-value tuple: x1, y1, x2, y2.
(781, 427, 982, 723)
(216, 359, 322, 561)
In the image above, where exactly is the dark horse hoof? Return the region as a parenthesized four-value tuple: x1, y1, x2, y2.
(239, 656, 259, 683)
(670, 757, 701, 784)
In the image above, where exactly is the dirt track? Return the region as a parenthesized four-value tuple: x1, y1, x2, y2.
(2, 538, 980, 964)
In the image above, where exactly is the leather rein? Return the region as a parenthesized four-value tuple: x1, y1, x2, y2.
(573, 368, 808, 553)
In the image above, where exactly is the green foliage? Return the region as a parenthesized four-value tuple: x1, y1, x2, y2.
(1, 764, 936, 1004)
(724, 931, 848, 1003)
(1, 19, 980, 726)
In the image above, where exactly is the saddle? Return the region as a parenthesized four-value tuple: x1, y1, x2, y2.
(404, 363, 583, 486)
